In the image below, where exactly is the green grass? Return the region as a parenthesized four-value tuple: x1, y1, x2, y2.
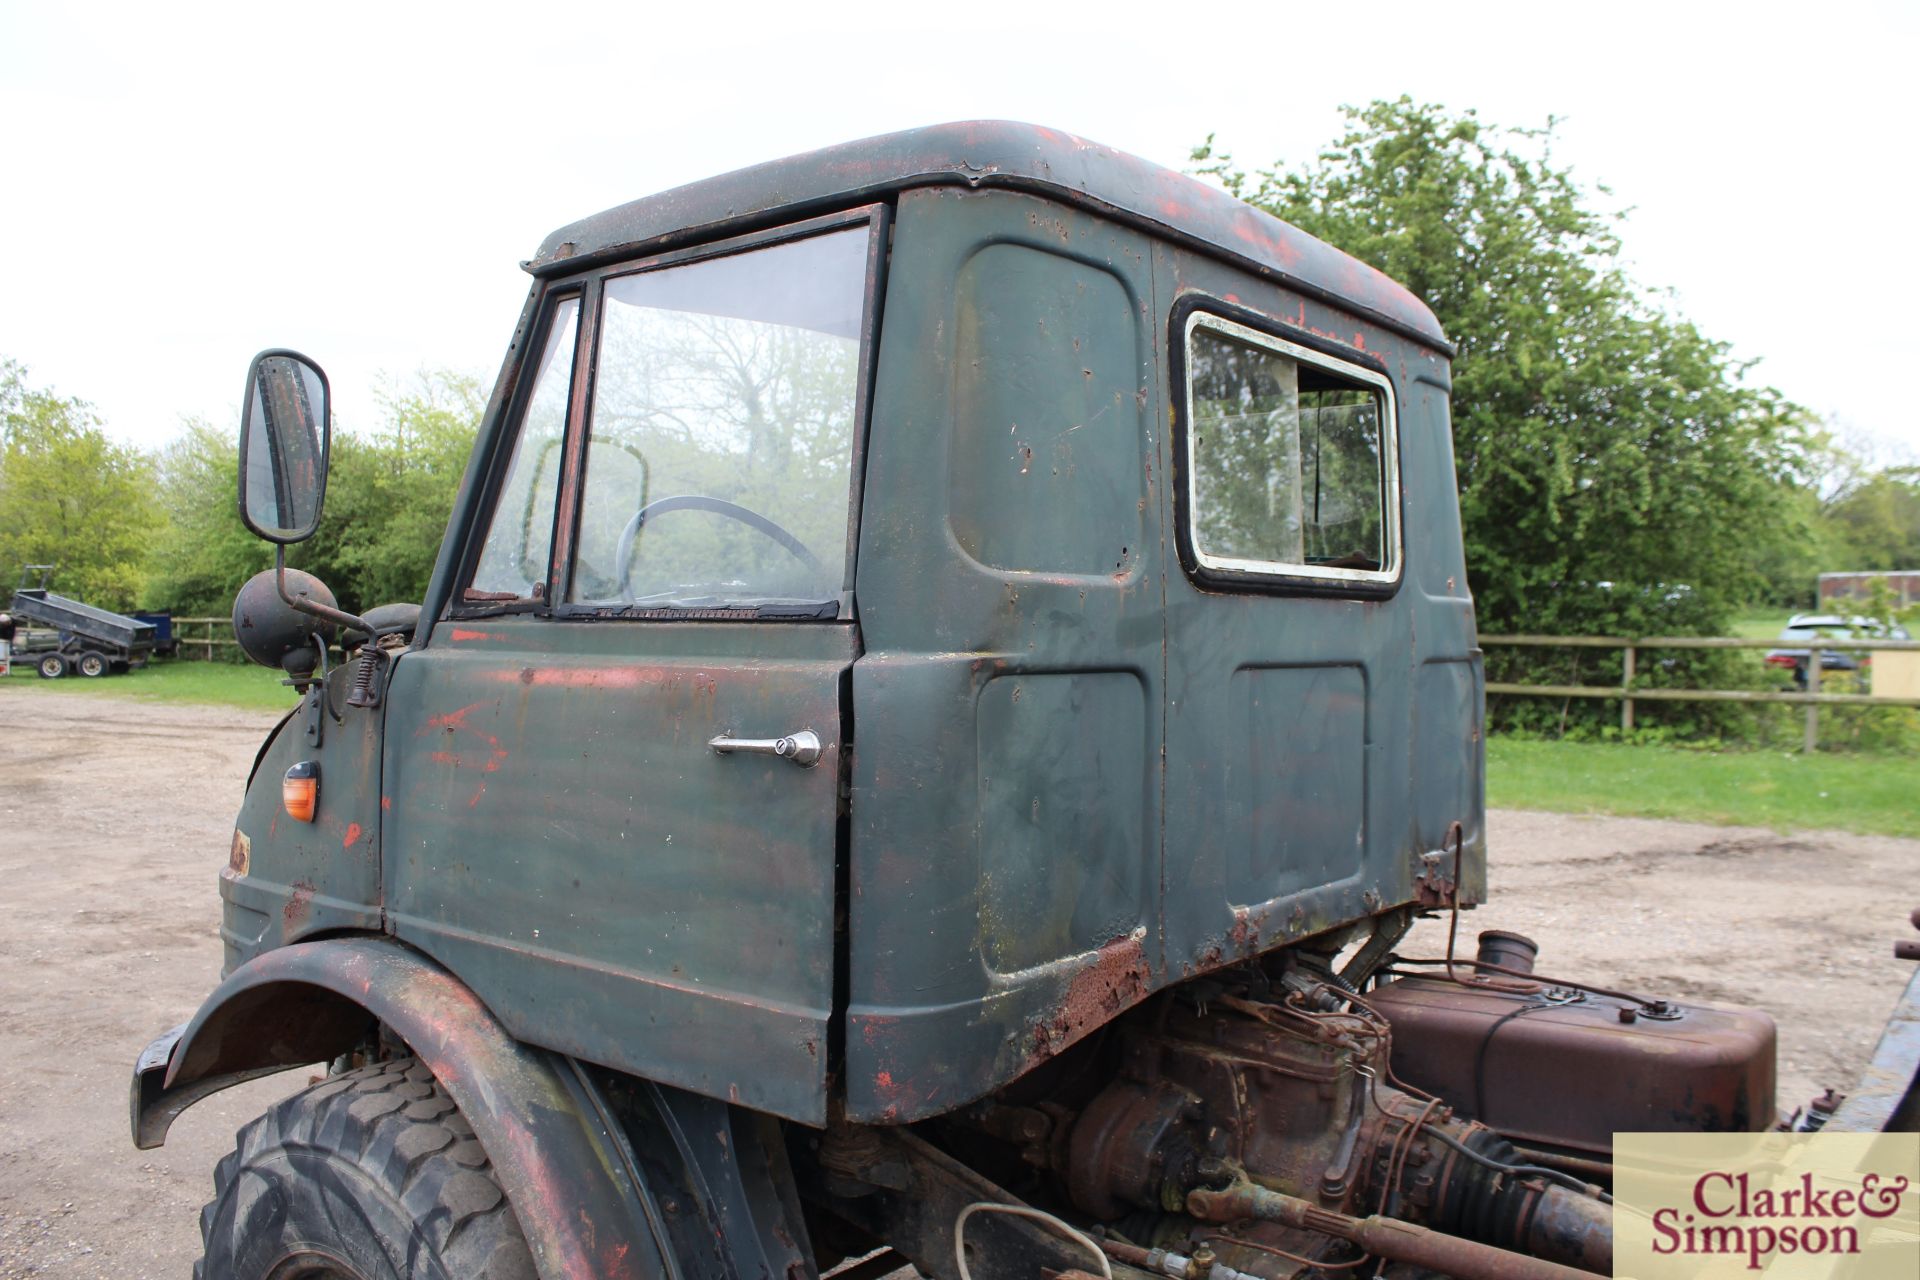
(1729, 608, 1789, 640)
(1489, 735, 1920, 838)
(1, 658, 297, 712)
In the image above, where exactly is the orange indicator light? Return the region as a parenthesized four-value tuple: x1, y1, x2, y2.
(283, 761, 319, 823)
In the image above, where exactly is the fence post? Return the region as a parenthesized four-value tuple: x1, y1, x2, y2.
(1621, 643, 1636, 734)
(204, 619, 215, 663)
(1804, 653, 1820, 753)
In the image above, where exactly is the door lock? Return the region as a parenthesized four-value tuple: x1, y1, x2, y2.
(708, 730, 823, 768)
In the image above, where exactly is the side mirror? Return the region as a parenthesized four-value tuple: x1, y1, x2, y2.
(239, 350, 331, 543)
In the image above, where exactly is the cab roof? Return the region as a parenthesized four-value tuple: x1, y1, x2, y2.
(528, 121, 1448, 351)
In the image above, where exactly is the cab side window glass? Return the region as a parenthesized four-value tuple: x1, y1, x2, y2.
(469, 298, 579, 599)
(568, 228, 868, 614)
(1186, 316, 1395, 580)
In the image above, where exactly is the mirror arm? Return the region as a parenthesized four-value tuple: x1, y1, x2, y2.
(274, 546, 372, 636)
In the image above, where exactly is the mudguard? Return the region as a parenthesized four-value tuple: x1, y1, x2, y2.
(130, 937, 808, 1280)
(1830, 965, 1920, 1132)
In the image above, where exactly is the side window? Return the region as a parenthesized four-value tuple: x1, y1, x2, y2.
(1182, 312, 1399, 587)
(568, 227, 870, 615)
(468, 298, 580, 600)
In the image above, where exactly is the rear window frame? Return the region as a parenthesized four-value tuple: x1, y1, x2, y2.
(1171, 300, 1405, 599)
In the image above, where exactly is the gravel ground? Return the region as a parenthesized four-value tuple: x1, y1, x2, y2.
(0, 681, 1914, 1277)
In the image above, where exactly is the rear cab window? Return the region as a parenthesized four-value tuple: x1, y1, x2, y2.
(1177, 309, 1401, 593)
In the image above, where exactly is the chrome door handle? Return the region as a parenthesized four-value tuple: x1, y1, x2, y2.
(707, 730, 823, 768)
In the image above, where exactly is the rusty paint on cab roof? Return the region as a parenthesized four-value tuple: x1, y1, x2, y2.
(524, 120, 1448, 353)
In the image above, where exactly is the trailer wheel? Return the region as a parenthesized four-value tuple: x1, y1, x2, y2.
(36, 653, 67, 679)
(196, 1056, 536, 1280)
(77, 652, 108, 678)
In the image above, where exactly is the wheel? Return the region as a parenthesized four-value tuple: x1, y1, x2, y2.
(197, 1056, 536, 1280)
(77, 652, 108, 678)
(37, 653, 67, 679)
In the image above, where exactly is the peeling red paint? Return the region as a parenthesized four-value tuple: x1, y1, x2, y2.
(342, 822, 363, 849)
(482, 665, 707, 690)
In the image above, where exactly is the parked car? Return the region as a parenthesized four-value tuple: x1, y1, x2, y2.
(1764, 614, 1911, 689)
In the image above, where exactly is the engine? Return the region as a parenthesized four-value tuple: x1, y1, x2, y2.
(953, 950, 1611, 1277)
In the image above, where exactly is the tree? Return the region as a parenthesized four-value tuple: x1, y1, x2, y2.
(142, 416, 265, 615)
(299, 370, 485, 613)
(1194, 100, 1816, 639)
(0, 358, 162, 609)
(1824, 465, 1920, 572)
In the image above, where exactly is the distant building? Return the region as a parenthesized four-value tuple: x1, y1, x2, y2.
(1818, 571, 1920, 608)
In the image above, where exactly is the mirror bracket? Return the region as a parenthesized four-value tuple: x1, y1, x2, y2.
(274, 545, 372, 640)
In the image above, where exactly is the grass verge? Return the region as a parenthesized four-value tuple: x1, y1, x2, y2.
(0, 658, 297, 713)
(1488, 735, 1920, 838)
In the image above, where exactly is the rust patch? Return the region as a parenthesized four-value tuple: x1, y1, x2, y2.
(1229, 905, 1266, 950)
(228, 829, 251, 877)
(1031, 932, 1150, 1062)
(282, 879, 316, 932)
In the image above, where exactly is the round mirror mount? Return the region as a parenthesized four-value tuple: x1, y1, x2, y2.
(238, 349, 331, 544)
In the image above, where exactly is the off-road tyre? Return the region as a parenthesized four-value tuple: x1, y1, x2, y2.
(77, 651, 108, 677)
(196, 1056, 536, 1280)
(36, 652, 66, 679)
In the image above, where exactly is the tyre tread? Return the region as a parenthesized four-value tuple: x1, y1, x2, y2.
(200, 1056, 536, 1279)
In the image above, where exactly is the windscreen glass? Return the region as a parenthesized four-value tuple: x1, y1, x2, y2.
(569, 227, 869, 614)
(469, 298, 579, 599)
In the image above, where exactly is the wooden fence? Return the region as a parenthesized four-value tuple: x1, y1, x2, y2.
(174, 617, 344, 662)
(1482, 634, 1920, 752)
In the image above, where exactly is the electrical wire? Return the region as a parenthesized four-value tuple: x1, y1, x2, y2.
(953, 1202, 1112, 1280)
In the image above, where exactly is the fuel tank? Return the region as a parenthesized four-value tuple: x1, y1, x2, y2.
(1369, 972, 1777, 1155)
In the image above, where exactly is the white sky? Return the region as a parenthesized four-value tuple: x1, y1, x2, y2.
(2, 1, 1915, 460)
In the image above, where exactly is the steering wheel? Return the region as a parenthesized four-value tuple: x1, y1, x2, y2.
(611, 494, 822, 604)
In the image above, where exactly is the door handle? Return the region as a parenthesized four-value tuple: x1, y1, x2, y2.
(708, 730, 823, 768)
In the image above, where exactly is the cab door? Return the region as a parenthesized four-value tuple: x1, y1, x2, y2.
(384, 213, 885, 1125)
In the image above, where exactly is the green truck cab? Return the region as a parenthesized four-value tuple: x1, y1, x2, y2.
(132, 123, 1839, 1280)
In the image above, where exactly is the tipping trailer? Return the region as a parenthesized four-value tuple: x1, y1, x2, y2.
(8, 566, 155, 678)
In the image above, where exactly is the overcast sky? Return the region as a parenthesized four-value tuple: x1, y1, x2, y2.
(2, 1, 1915, 461)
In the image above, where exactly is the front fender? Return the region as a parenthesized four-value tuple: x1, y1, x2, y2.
(130, 937, 669, 1280)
